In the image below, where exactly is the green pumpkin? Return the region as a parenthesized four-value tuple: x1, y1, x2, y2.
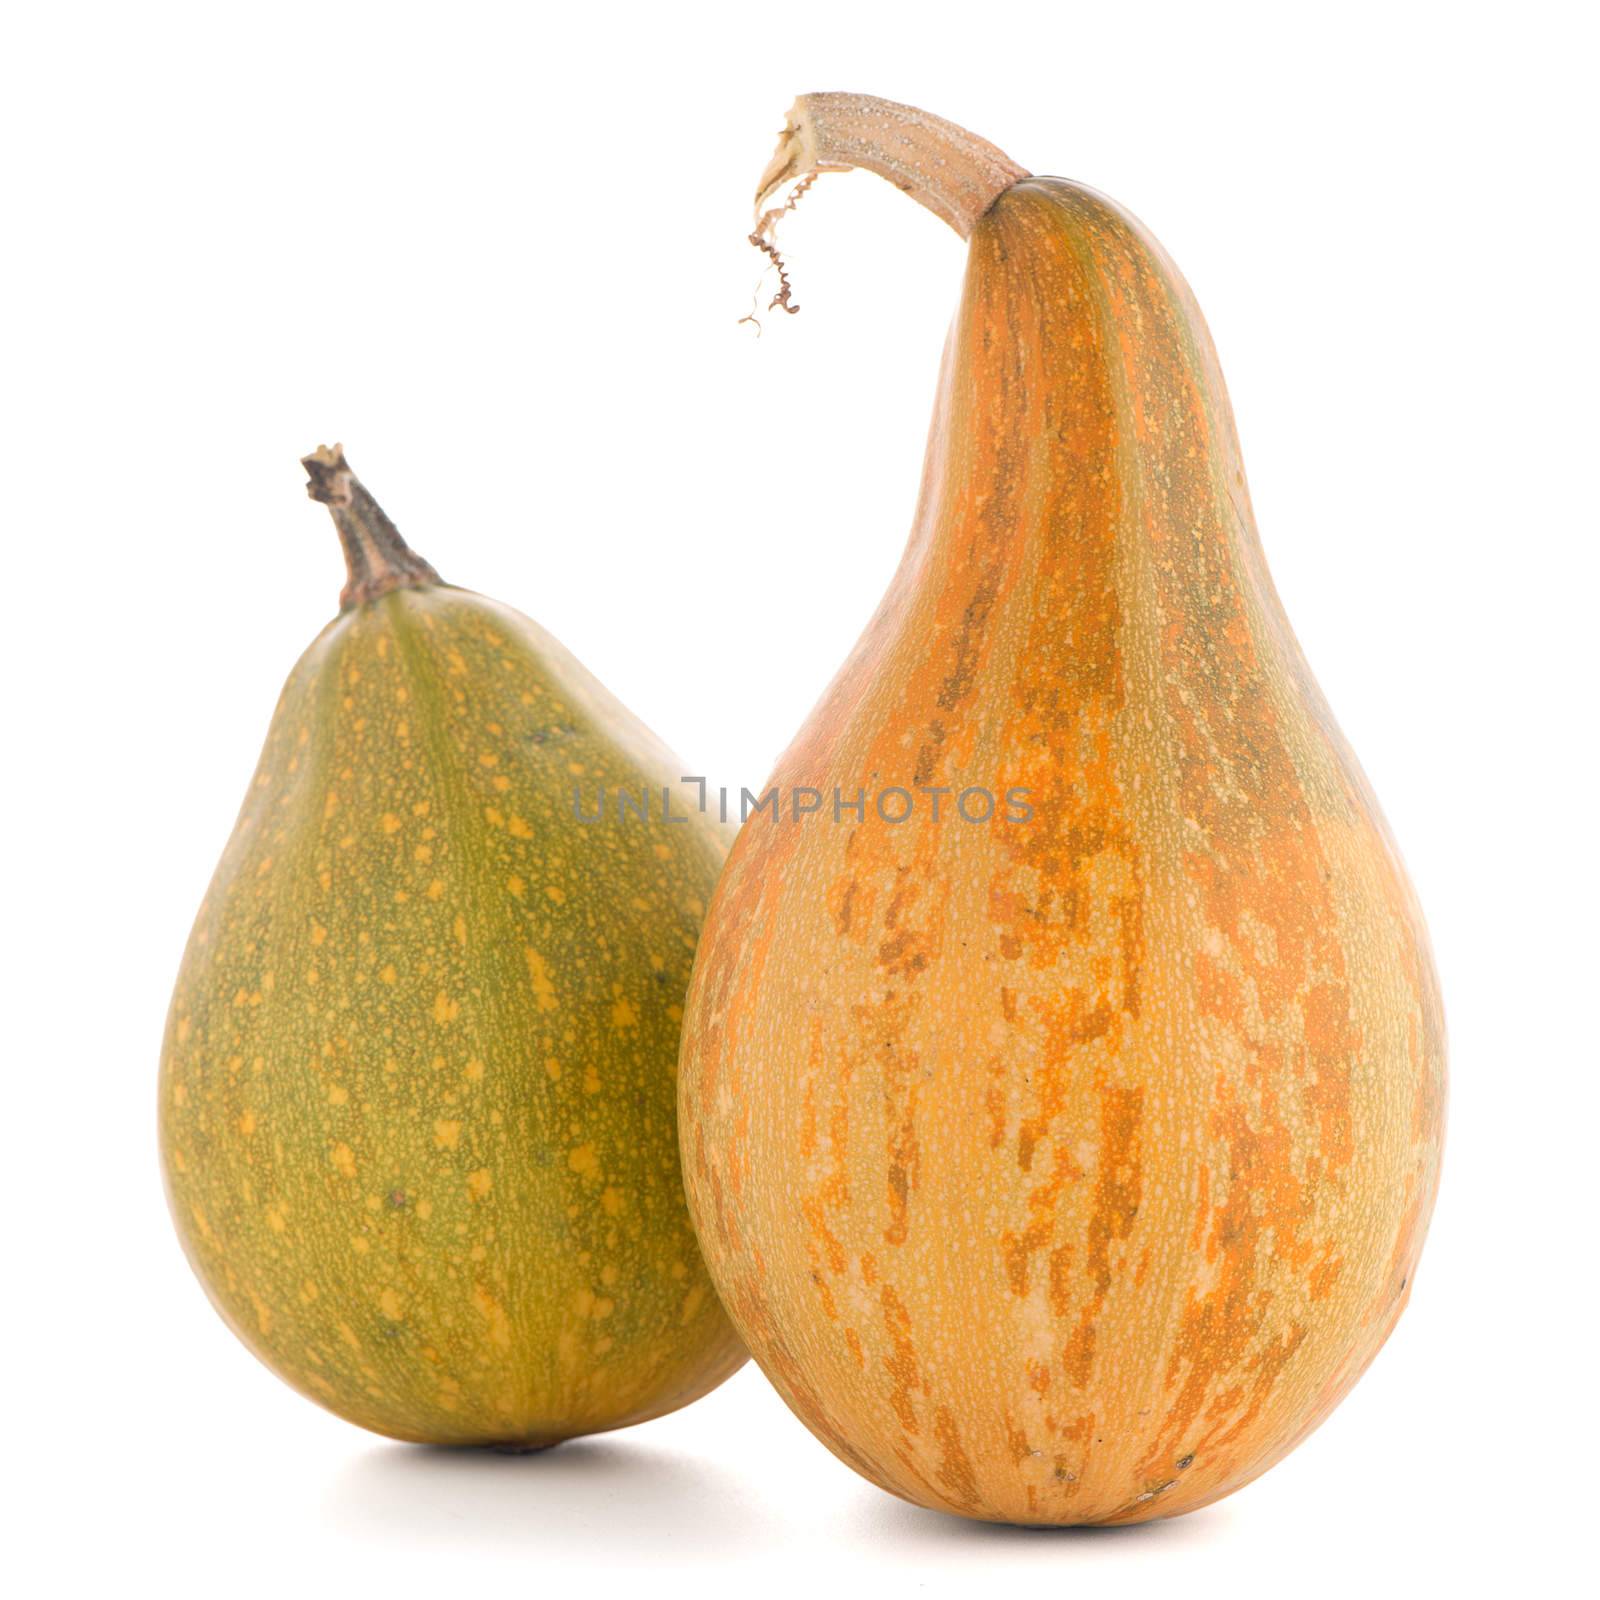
(159, 447, 744, 1444)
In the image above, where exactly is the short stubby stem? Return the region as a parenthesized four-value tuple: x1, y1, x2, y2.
(756, 93, 1030, 240)
(303, 444, 442, 611)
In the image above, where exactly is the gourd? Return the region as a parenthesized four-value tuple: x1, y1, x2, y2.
(678, 96, 1445, 1523)
(160, 448, 745, 1445)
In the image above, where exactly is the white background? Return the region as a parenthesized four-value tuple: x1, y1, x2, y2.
(3, 1, 1595, 1593)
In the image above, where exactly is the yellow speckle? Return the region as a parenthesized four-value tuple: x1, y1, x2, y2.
(237, 1110, 256, 1136)
(600, 1186, 625, 1216)
(310, 921, 327, 946)
(680, 1284, 707, 1325)
(331, 1142, 358, 1178)
(592, 1296, 615, 1320)
(506, 875, 526, 899)
(176, 1016, 191, 1044)
(567, 1143, 600, 1179)
(611, 994, 638, 1029)
(379, 1288, 405, 1320)
(507, 814, 533, 839)
(545, 884, 567, 905)
(338, 1321, 363, 1352)
(492, 774, 511, 792)
(266, 1206, 287, 1233)
(464, 1058, 485, 1082)
(324, 791, 340, 819)
(545, 1057, 562, 1081)
(479, 752, 499, 768)
(300, 1279, 319, 1304)
(434, 1119, 462, 1151)
(381, 812, 402, 834)
(427, 878, 445, 901)
(256, 856, 274, 877)
(416, 1199, 433, 1220)
(352, 1236, 370, 1255)
(600, 1263, 619, 1287)
(467, 1168, 493, 1201)
(379, 964, 397, 985)
(524, 949, 559, 1012)
(485, 806, 505, 828)
(433, 992, 460, 1024)
(583, 1064, 601, 1095)
(172, 1083, 188, 1107)
(453, 915, 468, 946)
(414, 844, 433, 864)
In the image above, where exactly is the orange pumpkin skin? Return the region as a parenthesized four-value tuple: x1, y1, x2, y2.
(679, 178, 1445, 1524)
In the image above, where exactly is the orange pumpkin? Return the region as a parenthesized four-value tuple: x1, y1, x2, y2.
(678, 95, 1445, 1524)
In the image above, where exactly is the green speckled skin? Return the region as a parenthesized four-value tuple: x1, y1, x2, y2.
(160, 582, 745, 1444)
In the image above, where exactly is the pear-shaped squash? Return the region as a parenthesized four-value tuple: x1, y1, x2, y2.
(679, 96, 1444, 1523)
(161, 449, 744, 1445)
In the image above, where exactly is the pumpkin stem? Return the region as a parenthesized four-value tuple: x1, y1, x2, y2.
(302, 445, 442, 611)
(755, 93, 1029, 241)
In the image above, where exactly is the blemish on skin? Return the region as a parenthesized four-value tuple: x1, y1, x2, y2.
(680, 1284, 707, 1325)
(471, 1284, 513, 1348)
(525, 949, 559, 1012)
